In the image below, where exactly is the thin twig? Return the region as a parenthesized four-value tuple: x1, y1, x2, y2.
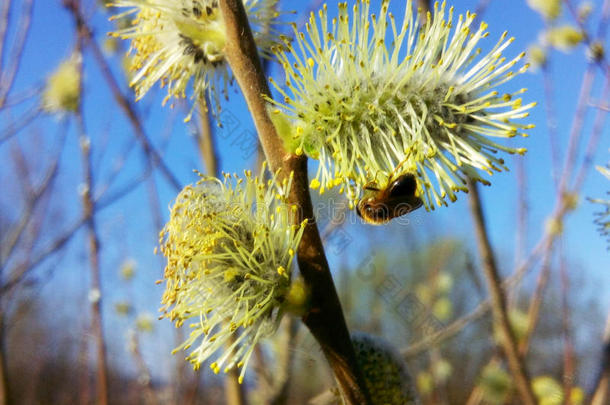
(417, 0, 430, 14)
(0, 0, 33, 108)
(559, 242, 575, 405)
(269, 322, 299, 405)
(196, 96, 219, 176)
(74, 18, 110, 404)
(510, 152, 529, 305)
(0, 105, 41, 145)
(63, 0, 182, 192)
(519, 247, 553, 357)
(564, 0, 610, 74)
(467, 179, 537, 405)
(218, 1, 371, 403)
(402, 229, 550, 357)
(0, 0, 11, 77)
(127, 330, 159, 405)
(542, 59, 562, 190)
(573, 76, 610, 191)
(225, 335, 248, 405)
(0, 131, 64, 269)
(76, 113, 110, 405)
(589, 311, 610, 405)
(559, 63, 596, 194)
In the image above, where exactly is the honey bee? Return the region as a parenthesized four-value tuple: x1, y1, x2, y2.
(356, 173, 423, 225)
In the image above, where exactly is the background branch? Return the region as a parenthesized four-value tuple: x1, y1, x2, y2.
(467, 179, 537, 405)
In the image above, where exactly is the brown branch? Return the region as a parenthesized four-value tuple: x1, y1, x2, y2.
(76, 119, 110, 405)
(127, 330, 159, 405)
(402, 234, 550, 357)
(0, 152, 159, 296)
(0, 0, 11, 76)
(467, 179, 537, 405)
(417, 0, 430, 14)
(590, 312, 610, 405)
(63, 0, 182, 192)
(196, 97, 219, 176)
(519, 249, 553, 357)
(74, 22, 109, 405)
(564, 0, 610, 74)
(225, 336, 248, 405)
(0, 138, 61, 268)
(0, 313, 10, 405)
(541, 60, 562, 190)
(559, 63, 596, 193)
(573, 76, 610, 191)
(0, 0, 33, 108)
(0, 105, 41, 145)
(559, 247, 575, 405)
(217, 1, 371, 403)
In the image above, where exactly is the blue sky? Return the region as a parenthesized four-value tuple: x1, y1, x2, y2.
(2, 0, 609, 379)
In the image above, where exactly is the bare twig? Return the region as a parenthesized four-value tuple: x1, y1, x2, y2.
(218, 1, 371, 403)
(559, 64, 596, 194)
(559, 244, 575, 405)
(402, 235, 550, 357)
(74, 21, 109, 404)
(225, 335, 248, 405)
(196, 97, 218, 176)
(564, 0, 610, 74)
(542, 60, 562, 189)
(0, 106, 41, 145)
(127, 330, 159, 405)
(589, 311, 610, 405)
(258, 318, 299, 405)
(76, 114, 110, 405)
(0, 0, 11, 76)
(573, 76, 610, 191)
(0, 0, 33, 108)
(467, 179, 537, 405)
(417, 0, 430, 14)
(63, 0, 182, 192)
(0, 131, 64, 269)
(519, 248, 553, 357)
(0, 313, 10, 405)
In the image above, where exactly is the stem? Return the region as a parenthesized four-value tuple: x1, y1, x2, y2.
(0, 314, 10, 405)
(77, 116, 110, 405)
(74, 24, 109, 405)
(196, 97, 219, 176)
(559, 245, 575, 405)
(63, 0, 182, 192)
(590, 312, 610, 405)
(467, 179, 537, 405)
(417, 0, 430, 13)
(217, 1, 371, 403)
(226, 362, 248, 405)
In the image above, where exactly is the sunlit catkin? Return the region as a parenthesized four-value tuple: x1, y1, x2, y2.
(159, 169, 306, 383)
(269, 0, 535, 209)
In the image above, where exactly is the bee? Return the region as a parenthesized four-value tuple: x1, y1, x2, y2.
(356, 173, 423, 225)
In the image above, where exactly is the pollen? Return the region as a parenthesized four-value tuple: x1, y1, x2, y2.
(109, 0, 286, 120)
(158, 166, 307, 383)
(268, 0, 535, 210)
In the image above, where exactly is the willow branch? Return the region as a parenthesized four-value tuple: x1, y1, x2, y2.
(0, 0, 11, 75)
(63, 0, 182, 192)
(467, 179, 537, 405)
(196, 97, 219, 176)
(417, 0, 430, 13)
(70, 12, 110, 403)
(0, 0, 33, 108)
(590, 311, 610, 405)
(218, 1, 371, 403)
